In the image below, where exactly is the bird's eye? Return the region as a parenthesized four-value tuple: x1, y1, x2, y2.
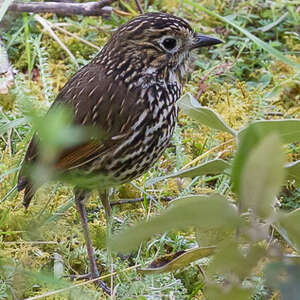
(162, 38, 177, 51)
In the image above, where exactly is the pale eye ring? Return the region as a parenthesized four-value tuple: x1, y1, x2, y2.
(162, 38, 177, 50)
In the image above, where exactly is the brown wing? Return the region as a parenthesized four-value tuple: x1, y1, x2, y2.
(18, 62, 146, 206)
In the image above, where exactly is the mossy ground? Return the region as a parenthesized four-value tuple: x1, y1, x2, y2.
(0, 0, 299, 299)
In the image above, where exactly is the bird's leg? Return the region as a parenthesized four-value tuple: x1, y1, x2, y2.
(74, 188, 111, 295)
(75, 189, 98, 276)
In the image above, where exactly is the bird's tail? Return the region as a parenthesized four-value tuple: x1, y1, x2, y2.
(17, 175, 36, 209)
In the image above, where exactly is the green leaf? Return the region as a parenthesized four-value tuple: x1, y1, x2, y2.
(265, 262, 300, 300)
(139, 246, 215, 274)
(169, 194, 220, 205)
(232, 120, 298, 194)
(272, 223, 299, 252)
(238, 120, 300, 144)
(0, 117, 28, 136)
(178, 93, 236, 135)
(60, 171, 119, 190)
(240, 134, 285, 218)
(195, 226, 235, 247)
(28, 105, 106, 167)
(279, 209, 300, 252)
(146, 159, 230, 186)
(258, 12, 289, 32)
(208, 241, 266, 280)
(25, 270, 100, 299)
(0, 0, 14, 22)
(0, 166, 20, 181)
(0, 209, 9, 228)
(32, 106, 86, 150)
(109, 194, 240, 253)
(285, 160, 300, 187)
(182, 0, 300, 71)
(206, 284, 254, 300)
(42, 197, 74, 224)
(231, 124, 262, 194)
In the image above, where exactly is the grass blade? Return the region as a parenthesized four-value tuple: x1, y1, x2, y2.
(146, 159, 230, 186)
(183, 0, 300, 71)
(0, 0, 13, 22)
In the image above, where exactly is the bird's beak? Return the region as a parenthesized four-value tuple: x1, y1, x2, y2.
(191, 34, 223, 49)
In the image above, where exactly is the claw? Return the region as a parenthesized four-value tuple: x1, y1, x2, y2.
(68, 273, 111, 295)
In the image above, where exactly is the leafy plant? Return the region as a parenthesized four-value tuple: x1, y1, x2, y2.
(110, 93, 300, 299)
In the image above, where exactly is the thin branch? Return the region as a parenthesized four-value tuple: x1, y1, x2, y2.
(50, 22, 101, 50)
(181, 138, 234, 170)
(24, 264, 141, 300)
(110, 196, 173, 207)
(8, 0, 115, 16)
(34, 14, 78, 67)
(113, 8, 132, 16)
(4, 241, 58, 244)
(134, 0, 144, 14)
(0, 38, 14, 94)
(48, 0, 75, 2)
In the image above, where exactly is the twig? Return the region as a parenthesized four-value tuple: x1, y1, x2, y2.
(24, 264, 141, 300)
(50, 22, 101, 50)
(265, 112, 284, 117)
(4, 241, 58, 244)
(110, 196, 174, 207)
(48, 0, 74, 2)
(181, 138, 234, 170)
(134, 0, 143, 14)
(0, 38, 14, 94)
(113, 8, 132, 16)
(34, 14, 78, 67)
(8, 0, 114, 16)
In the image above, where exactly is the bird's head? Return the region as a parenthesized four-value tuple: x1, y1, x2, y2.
(96, 12, 222, 85)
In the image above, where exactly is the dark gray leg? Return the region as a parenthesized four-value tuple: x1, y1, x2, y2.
(74, 188, 111, 295)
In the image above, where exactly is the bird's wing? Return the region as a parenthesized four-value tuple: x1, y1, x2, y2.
(18, 63, 146, 183)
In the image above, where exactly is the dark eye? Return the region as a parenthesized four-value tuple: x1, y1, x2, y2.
(162, 38, 177, 50)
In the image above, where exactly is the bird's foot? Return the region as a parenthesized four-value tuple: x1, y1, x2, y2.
(69, 273, 111, 295)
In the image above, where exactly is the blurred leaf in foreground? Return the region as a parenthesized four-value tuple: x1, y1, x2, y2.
(238, 120, 300, 145)
(279, 208, 300, 251)
(231, 124, 262, 194)
(206, 284, 253, 300)
(205, 242, 266, 300)
(29, 105, 89, 164)
(20, 104, 110, 191)
(232, 120, 299, 194)
(208, 241, 266, 280)
(240, 134, 285, 218)
(109, 194, 240, 253)
(265, 262, 300, 300)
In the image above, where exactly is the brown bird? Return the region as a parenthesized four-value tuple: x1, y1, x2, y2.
(17, 12, 222, 294)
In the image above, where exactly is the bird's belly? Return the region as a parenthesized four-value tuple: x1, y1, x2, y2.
(107, 121, 175, 182)
(89, 108, 177, 184)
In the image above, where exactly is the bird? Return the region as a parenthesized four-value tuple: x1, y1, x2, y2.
(17, 12, 222, 294)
